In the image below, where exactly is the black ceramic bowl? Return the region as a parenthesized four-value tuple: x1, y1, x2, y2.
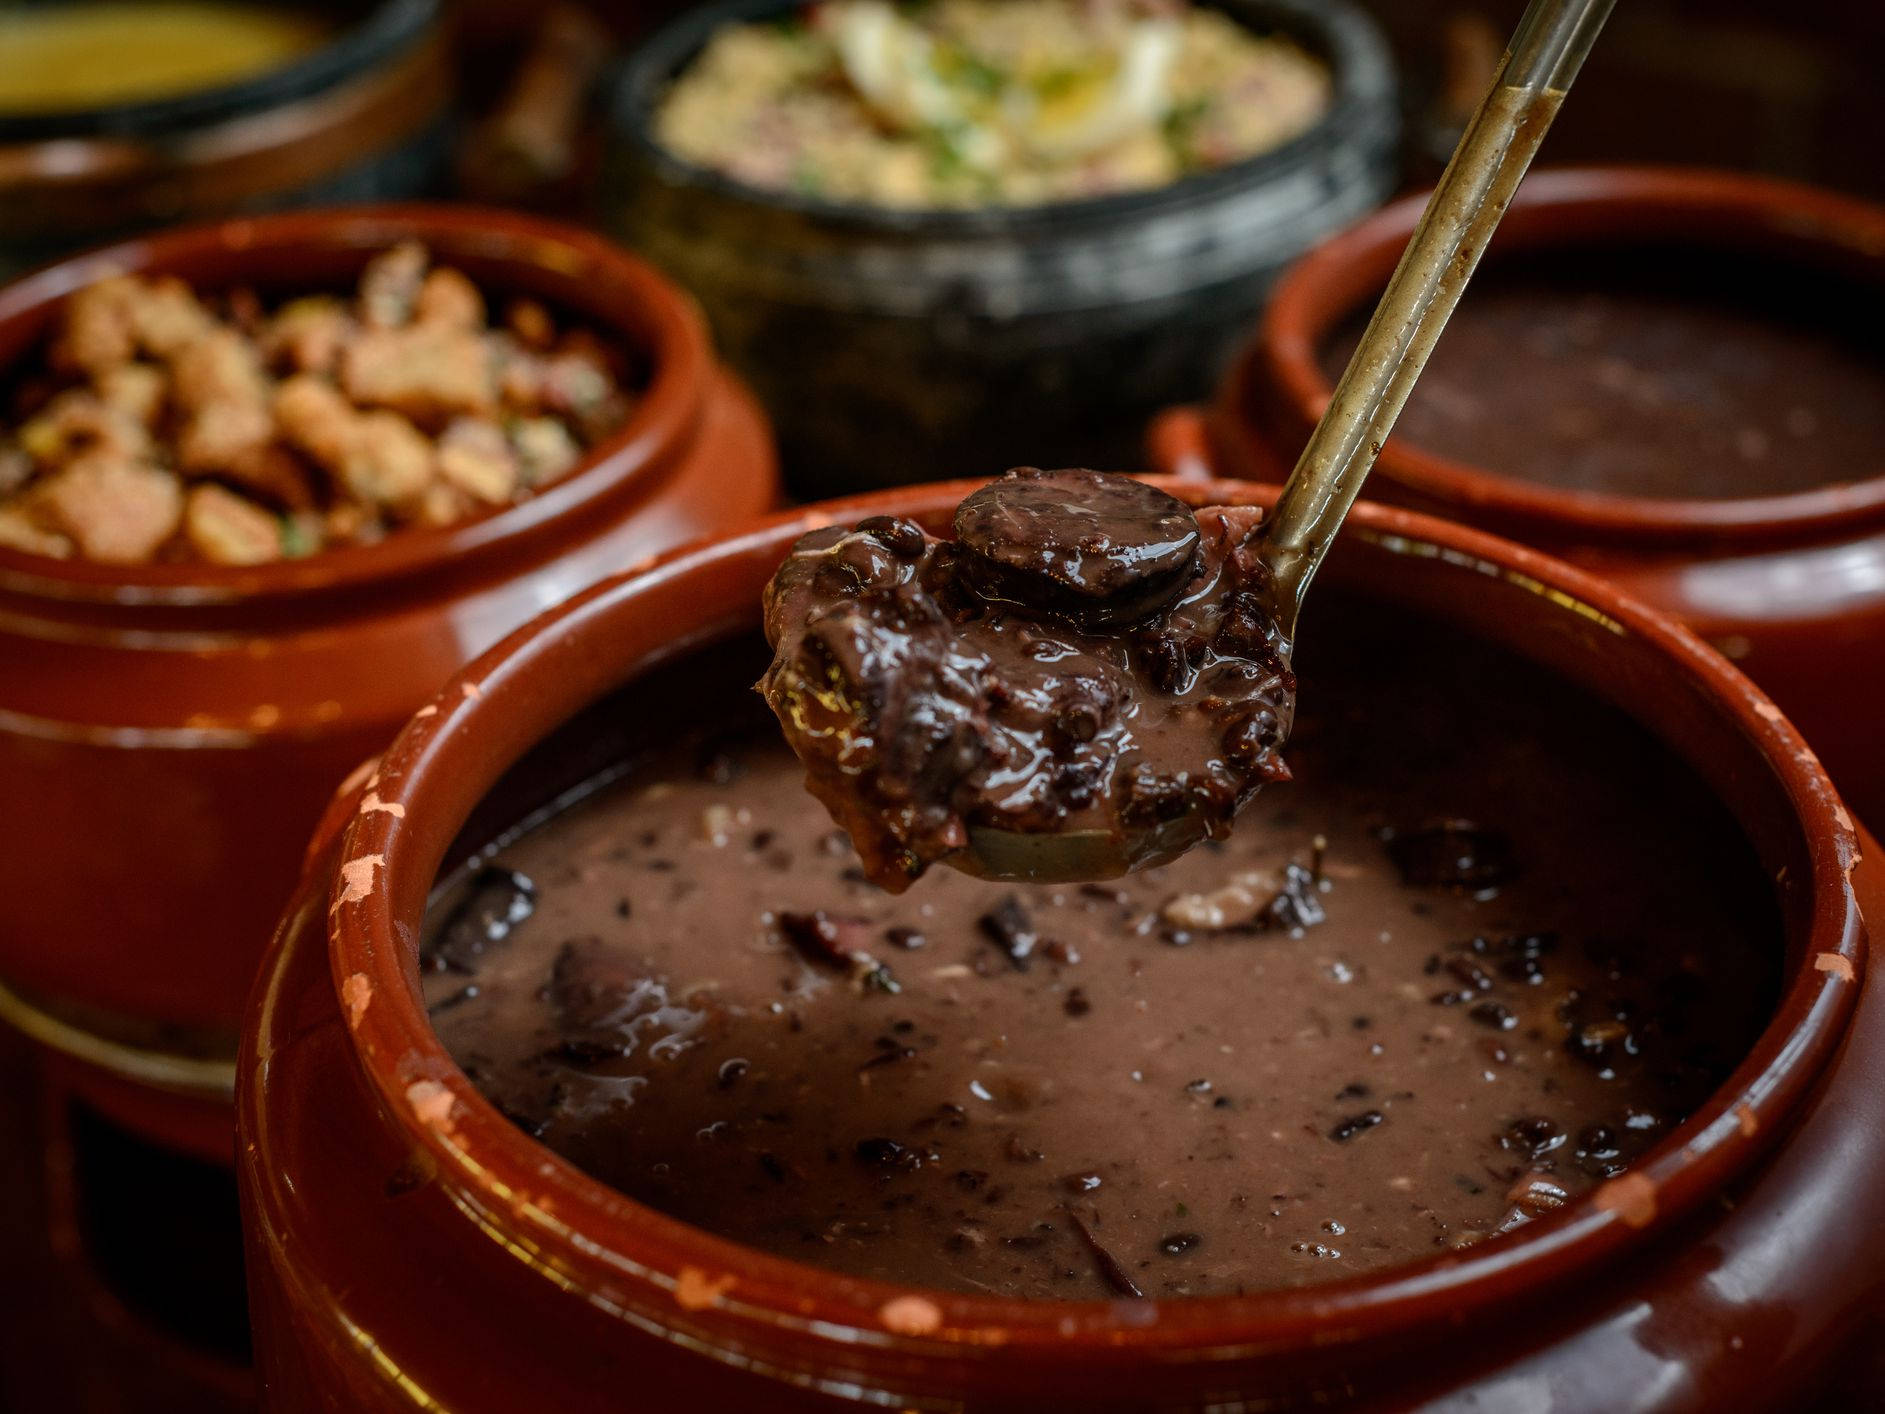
(0, 0, 453, 274)
(604, 0, 1398, 498)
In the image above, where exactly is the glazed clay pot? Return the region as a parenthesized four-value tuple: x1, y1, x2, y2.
(1149, 165, 1885, 832)
(238, 480, 1884, 1411)
(0, 0, 455, 277)
(605, 0, 1398, 497)
(0, 205, 778, 1136)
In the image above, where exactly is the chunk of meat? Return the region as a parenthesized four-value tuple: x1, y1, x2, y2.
(184, 483, 282, 565)
(125, 277, 216, 359)
(170, 328, 270, 413)
(273, 374, 355, 469)
(50, 277, 139, 377)
(341, 411, 436, 510)
(261, 297, 355, 377)
(276, 376, 435, 511)
(0, 505, 73, 558)
(415, 267, 486, 330)
(341, 325, 496, 429)
(175, 401, 274, 479)
(30, 453, 183, 562)
(510, 416, 581, 485)
(436, 417, 520, 504)
(95, 363, 168, 428)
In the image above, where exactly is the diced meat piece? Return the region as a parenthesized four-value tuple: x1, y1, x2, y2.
(95, 363, 168, 427)
(540, 351, 619, 429)
(436, 417, 520, 504)
(358, 241, 428, 328)
(277, 376, 434, 511)
(340, 325, 496, 428)
(414, 267, 486, 330)
(221, 442, 320, 511)
(510, 416, 581, 485)
(184, 483, 282, 565)
(340, 410, 436, 510)
(0, 505, 72, 558)
(261, 296, 355, 377)
(30, 453, 183, 563)
(17, 390, 153, 468)
(50, 277, 139, 377)
(274, 374, 355, 469)
(126, 276, 216, 359)
(175, 401, 274, 478)
(170, 328, 270, 413)
(494, 341, 548, 411)
(416, 480, 472, 527)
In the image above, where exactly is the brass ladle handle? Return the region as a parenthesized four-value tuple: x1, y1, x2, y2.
(1259, 0, 1617, 640)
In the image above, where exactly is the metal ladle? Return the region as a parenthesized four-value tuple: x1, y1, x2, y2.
(962, 0, 1616, 883)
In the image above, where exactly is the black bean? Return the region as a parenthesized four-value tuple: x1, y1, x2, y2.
(855, 515, 927, 559)
(1159, 1232, 1202, 1256)
(855, 1138, 909, 1167)
(423, 866, 536, 975)
(1500, 1116, 1566, 1159)
(1330, 1111, 1385, 1142)
(978, 896, 1038, 969)
(1469, 1000, 1518, 1031)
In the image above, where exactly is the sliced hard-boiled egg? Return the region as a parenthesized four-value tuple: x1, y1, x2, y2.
(831, 1, 1179, 171)
(834, 2, 966, 132)
(1011, 20, 1180, 161)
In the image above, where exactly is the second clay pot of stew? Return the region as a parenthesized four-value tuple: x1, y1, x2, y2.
(1150, 165, 1885, 834)
(0, 204, 778, 1146)
(238, 479, 1883, 1410)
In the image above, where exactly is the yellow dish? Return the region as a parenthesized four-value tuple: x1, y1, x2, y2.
(0, 2, 327, 114)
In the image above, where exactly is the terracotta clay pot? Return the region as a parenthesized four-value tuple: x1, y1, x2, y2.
(1148, 165, 1885, 832)
(238, 480, 1883, 1411)
(0, 0, 455, 277)
(0, 205, 779, 1139)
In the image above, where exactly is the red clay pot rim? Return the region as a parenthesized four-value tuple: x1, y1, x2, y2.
(325, 481, 1865, 1364)
(0, 204, 711, 607)
(1250, 165, 1885, 544)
